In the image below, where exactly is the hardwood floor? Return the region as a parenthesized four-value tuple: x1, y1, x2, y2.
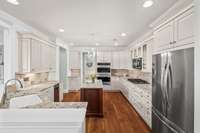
(63, 91, 151, 133)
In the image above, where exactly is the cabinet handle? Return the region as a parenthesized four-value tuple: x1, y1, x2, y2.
(173, 41, 176, 44)
(169, 42, 173, 45)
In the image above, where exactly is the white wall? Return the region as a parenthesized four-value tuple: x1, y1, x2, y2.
(194, 0, 200, 132)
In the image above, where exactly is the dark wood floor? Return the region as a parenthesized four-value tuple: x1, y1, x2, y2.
(63, 91, 151, 133)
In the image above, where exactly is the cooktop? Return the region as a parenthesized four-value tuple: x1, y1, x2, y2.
(128, 79, 149, 84)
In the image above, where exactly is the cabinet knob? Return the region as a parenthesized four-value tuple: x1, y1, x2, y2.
(173, 41, 177, 44)
(169, 42, 173, 45)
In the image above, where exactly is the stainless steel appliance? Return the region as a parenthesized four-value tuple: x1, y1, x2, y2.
(132, 58, 142, 69)
(152, 48, 194, 133)
(97, 62, 111, 85)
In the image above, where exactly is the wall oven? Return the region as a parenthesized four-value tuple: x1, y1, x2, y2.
(97, 62, 111, 85)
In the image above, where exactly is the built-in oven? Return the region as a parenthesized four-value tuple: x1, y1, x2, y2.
(132, 58, 142, 69)
(97, 67, 111, 73)
(97, 62, 111, 85)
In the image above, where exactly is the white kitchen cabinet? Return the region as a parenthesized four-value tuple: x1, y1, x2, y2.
(49, 46, 56, 71)
(41, 43, 49, 71)
(112, 52, 120, 69)
(103, 52, 112, 63)
(153, 7, 194, 52)
(20, 39, 31, 72)
(19, 37, 56, 73)
(119, 52, 125, 69)
(142, 39, 153, 72)
(69, 51, 80, 69)
(96, 51, 112, 63)
(111, 77, 123, 90)
(154, 21, 174, 51)
(174, 8, 194, 47)
(119, 78, 152, 128)
(30, 39, 41, 72)
(96, 51, 104, 63)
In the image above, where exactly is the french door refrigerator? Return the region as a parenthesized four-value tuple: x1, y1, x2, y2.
(152, 48, 194, 133)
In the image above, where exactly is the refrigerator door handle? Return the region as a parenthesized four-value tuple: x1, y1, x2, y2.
(161, 62, 168, 115)
(164, 54, 173, 116)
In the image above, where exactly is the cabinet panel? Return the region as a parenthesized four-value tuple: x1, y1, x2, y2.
(174, 10, 194, 47)
(21, 39, 31, 72)
(30, 39, 41, 72)
(112, 52, 120, 69)
(154, 22, 174, 51)
(41, 44, 50, 71)
(96, 52, 104, 63)
(103, 52, 112, 63)
(49, 46, 56, 71)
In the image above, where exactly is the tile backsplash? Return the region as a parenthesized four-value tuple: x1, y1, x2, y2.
(111, 69, 152, 84)
(16, 72, 49, 87)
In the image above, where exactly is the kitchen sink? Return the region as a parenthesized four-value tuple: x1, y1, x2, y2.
(127, 79, 149, 84)
(9, 94, 42, 108)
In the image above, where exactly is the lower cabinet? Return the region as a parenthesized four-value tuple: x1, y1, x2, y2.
(119, 79, 152, 128)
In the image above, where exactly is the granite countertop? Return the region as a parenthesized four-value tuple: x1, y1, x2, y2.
(121, 77, 152, 93)
(81, 80, 103, 89)
(24, 102, 88, 109)
(2, 81, 87, 109)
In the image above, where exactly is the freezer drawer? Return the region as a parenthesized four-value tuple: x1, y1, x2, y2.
(152, 111, 176, 133)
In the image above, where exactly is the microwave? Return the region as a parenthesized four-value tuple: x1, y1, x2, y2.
(132, 58, 142, 69)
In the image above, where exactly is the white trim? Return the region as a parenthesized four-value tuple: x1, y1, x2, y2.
(21, 33, 56, 48)
(150, 1, 194, 28)
(152, 43, 195, 55)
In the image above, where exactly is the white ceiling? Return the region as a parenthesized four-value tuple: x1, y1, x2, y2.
(0, 0, 178, 46)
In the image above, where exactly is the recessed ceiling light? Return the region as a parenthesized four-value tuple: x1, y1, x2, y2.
(143, 0, 154, 8)
(121, 33, 127, 37)
(95, 43, 100, 46)
(7, 0, 19, 5)
(59, 29, 65, 32)
(114, 42, 119, 46)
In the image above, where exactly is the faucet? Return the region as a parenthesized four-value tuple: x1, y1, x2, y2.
(2, 79, 23, 104)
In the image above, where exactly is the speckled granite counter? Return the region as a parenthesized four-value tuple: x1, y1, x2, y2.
(1, 81, 87, 109)
(120, 77, 152, 93)
(81, 80, 103, 89)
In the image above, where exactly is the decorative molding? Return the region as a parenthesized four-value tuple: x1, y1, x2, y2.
(150, 0, 194, 28)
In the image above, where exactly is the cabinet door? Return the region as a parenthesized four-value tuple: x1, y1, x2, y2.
(103, 52, 111, 62)
(41, 44, 50, 71)
(112, 52, 120, 69)
(21, 39, 31, 72)
(30, 40, 41, 72)
(48, 46, 56, 71)
(154, 21, 174, 51)
(119, 52, 125, 69)
(174, 9, 194, 47)
(96, 52, 104, 63)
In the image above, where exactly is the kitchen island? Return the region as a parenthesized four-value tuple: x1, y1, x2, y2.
(80, 80, 103, 117)
(0, 81, 88, 133)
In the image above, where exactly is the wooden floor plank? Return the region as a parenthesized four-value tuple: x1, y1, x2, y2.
(63, 91, 151, 133)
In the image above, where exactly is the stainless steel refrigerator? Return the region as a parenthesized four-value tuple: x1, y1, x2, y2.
(152, 48, 194, 133)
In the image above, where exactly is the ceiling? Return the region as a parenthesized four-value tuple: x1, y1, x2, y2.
(0, 0, 178, 46)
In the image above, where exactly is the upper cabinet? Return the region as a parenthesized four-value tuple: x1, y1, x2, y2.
(112, 52, 120, 69)
(19, 35, 56, 73)
(96, 51, 112, 63)
(153, 6, 194, 52)
(154, 21, 174, 51)
(174, 8, 194, 47)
